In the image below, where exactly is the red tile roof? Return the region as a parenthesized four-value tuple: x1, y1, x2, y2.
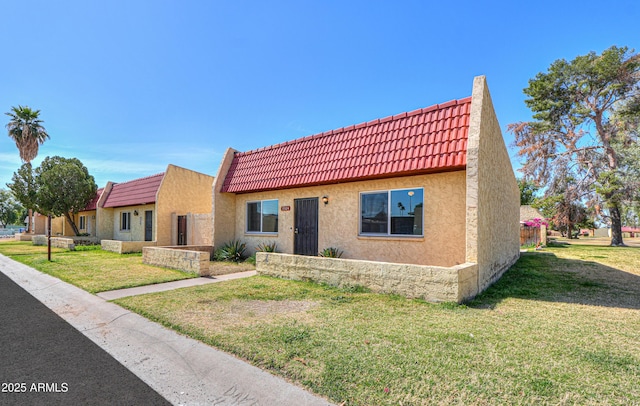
(102, 173, 164, 208)
(221, 97, 471, 193)
(83, 188, 103, 211)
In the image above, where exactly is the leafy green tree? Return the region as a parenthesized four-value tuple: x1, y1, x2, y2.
(34, 156, 97, 236)
(518, 178, 539, 206)
(510, 46, 640, 246)
(5, 105, 50, 232)
(0, 189, 23, 227)
(534, 174, 587, 238)
(6, 163, 38, 230)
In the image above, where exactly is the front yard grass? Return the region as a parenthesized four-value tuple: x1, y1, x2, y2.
(0, 240, 196, 293)
(114, 243, 640, 405)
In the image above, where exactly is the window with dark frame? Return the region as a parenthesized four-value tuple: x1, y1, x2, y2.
(360, 188, 424, 236)
(79, 215, 86, 230)
(121, 212, 131, 231)
(246, 200, 278, 233)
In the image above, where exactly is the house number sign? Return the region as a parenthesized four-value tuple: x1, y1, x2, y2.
(281, 206, 291, 211)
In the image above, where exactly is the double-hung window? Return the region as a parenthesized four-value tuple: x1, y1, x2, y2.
(79, 215, 86, 230)
(247, 200, 278, 233)
(121, 212, 131, 231)
(360, 188, 423, 236)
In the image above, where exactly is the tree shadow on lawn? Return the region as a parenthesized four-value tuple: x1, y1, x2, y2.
(468, 251, 640, 310)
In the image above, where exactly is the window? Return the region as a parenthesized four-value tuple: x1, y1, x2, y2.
(247, 200, 278, 233)
(121, 212, 131, 231)
(360, 188, 423, 236)
(79, 215, 86, 230)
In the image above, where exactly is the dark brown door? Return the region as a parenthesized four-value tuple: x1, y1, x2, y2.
(177, 215, 187, 245)
(294, 198, 318, 256)
(144, 211, 153, 241)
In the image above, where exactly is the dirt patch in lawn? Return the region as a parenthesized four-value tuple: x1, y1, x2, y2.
(183, 299, 320, 334)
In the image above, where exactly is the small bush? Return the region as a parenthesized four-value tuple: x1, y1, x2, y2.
(214, 239, 247, 262)
(256, 241, 278, 252)
(319, 247, 343, 258)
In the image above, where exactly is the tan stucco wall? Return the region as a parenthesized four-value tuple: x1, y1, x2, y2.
(225, 171, 466, 267)
(96, 182, 115, 241)
(156, 164, 215, 246)
(212, 148, 240, 248)
(52, 210, 97, 237)
(170, 213, 213, 245)
(76, 210, 97, 236)
(106, 204, 156, 242)
(466, 76, 520, 293)
(32, 213, 48, 235)
(51, 216, 67, 236)
(51, 210, 96, 237)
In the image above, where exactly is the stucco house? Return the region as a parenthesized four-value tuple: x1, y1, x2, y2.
(51, 188, 103, 237)
(212, 76, 520, 302)
(96, 164, 215, 252)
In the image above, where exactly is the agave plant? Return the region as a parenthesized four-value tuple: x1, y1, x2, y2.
(214, 239, 247, 262)
(319, 247, 343, 258)
(256, 241, 278, 252)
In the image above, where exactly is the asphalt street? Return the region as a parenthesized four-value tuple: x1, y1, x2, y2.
(0, 270, 170, 406)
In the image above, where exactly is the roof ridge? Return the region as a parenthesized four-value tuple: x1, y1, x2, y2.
(238, 97, 472, 156)
(112, 172, 165, 187)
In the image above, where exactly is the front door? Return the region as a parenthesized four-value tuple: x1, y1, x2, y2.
(144, 211, 153, 241)
(294, 198, 318, 256)
(177, 215, 187, 245)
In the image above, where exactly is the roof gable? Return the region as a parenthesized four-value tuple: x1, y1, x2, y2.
(520, 205, 545, 222)
(102, 173, 165, 208)
(83, 188, 103, 211)
(222, 97, 471, 193)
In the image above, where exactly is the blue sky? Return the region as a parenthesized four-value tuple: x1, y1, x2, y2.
(1, 0, 638, 187)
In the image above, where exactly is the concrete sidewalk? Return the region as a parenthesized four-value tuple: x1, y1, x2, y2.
(97, 270, 257, 300)
(0, 255, 332, 406)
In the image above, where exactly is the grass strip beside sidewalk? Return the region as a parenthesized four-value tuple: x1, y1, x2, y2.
(0, 241, 196, 293)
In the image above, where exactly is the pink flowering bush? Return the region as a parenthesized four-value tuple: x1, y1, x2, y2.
(523, 218, 548, 228)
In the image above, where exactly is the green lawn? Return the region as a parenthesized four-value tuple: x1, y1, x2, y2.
(0, 241, 196, 293)
(114, 243, 640, 405)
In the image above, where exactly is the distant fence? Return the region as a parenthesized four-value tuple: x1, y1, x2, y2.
(0, 227, 25, 236)
(520, 225, 540, 246)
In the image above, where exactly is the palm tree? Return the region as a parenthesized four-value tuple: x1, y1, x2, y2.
(5, 105, 50, 232)
(6, 105, 50, 163)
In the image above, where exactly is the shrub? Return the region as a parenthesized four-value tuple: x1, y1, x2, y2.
(256, 241, 278, 252)
(319, 247, 343, 258)
(214, 239, 247, 262)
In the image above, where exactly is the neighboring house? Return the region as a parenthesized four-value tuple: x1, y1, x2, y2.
(622, 226, 640, 238)
(98, 164, 215, 246)
(212, 76, 520, 301)
(51, 188, 103, 237)
(520, 205, 547, 246)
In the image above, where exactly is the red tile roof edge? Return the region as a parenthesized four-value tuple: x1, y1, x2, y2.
(227, 165, 467, 194)
(110, 172, 166, 187)
(236, 97, 472, 158)
(101, 172, 166, 208)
